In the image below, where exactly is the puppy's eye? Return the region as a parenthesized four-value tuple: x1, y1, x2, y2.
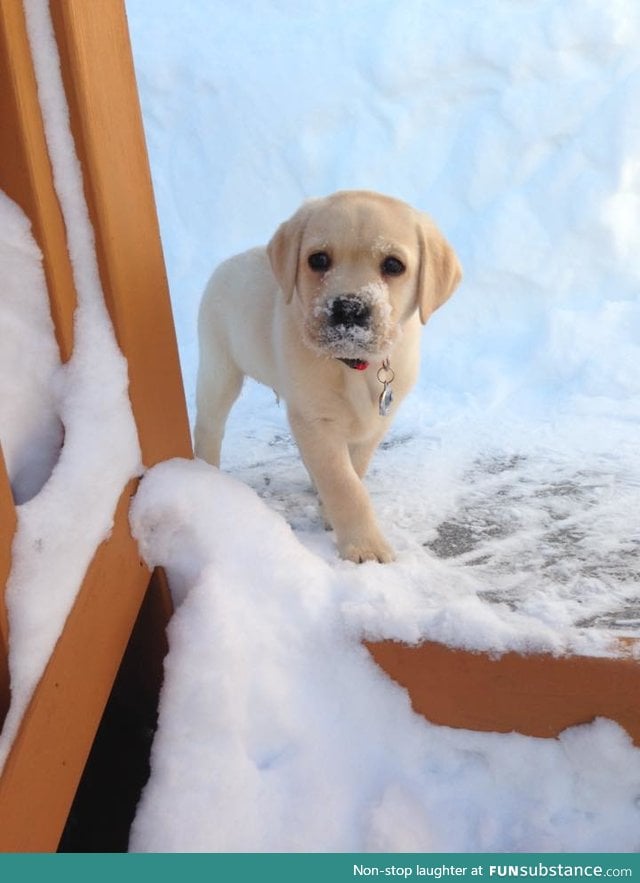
(308, 252, 331, 272)
(381, 256, 406, 276)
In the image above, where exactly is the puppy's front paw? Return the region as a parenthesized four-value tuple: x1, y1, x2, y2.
(339, 533, 396, 564)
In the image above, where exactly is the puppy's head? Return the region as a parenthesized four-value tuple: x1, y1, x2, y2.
(267, 190, 461, 362)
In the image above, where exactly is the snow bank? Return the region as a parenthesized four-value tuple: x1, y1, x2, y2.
(126, 0, 640, 639)
(127, 0, 640, 416)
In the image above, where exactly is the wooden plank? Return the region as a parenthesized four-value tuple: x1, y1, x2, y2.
(50, 0, 192, 466)
(58, 567, 173, 852)
(0, 482, 151, 852)
(0, 447, 15, 724)
(0, 0, 75, 361)
(366, 639, 640, 746)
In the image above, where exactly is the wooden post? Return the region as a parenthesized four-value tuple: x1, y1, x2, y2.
(0, 482, 151, 851)
(0, 0, 192, 852)
(50, 0, 192, 466)
(0, 0, 75, 361)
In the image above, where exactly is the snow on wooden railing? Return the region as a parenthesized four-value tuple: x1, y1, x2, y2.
(0, 0, 191, 851)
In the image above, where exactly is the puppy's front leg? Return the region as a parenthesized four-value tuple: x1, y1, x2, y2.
(288, 410, 395, 564)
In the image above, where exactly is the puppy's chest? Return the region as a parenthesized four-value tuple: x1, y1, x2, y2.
(337, 367, 395, 437)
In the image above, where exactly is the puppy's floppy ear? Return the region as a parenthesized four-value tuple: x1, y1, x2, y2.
(416, 214, 462, 324)
(267, 205, 309, 303)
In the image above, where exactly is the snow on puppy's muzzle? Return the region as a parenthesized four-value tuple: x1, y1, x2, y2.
(303, 282, 397, 360)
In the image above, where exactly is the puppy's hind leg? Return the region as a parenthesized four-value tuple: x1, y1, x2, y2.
(194, 342, 244, 467)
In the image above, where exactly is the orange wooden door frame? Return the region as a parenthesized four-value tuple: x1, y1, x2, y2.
(0, 0, 191, 852)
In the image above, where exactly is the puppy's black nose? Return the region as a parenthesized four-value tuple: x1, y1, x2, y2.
(329, 296, 371, 328)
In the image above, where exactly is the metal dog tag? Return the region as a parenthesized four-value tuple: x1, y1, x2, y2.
(377, 359, 395, 417)
(376, 359, 396, 417)
(379, 382, 394, 417)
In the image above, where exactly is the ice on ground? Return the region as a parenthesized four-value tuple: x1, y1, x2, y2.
(210, 383, 640, 649)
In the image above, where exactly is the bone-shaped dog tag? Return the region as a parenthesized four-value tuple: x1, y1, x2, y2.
(379, 382, 394, 417)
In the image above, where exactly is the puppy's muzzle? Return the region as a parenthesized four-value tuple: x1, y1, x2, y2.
(303, 282, 396, 360)
(329, 295, 372, 330)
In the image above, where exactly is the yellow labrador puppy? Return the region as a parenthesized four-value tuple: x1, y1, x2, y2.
(195, 190, 461, 563)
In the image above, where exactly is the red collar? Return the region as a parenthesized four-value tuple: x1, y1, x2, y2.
(339, 358, 369, 371)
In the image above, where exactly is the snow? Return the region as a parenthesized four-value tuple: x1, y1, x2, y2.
(128, 459, 640, 852)
(0, 191, 62, 505)
(0, 0, 637, 854)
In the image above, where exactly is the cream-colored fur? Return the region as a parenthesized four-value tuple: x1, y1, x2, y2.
(194, 190, 461, 563)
